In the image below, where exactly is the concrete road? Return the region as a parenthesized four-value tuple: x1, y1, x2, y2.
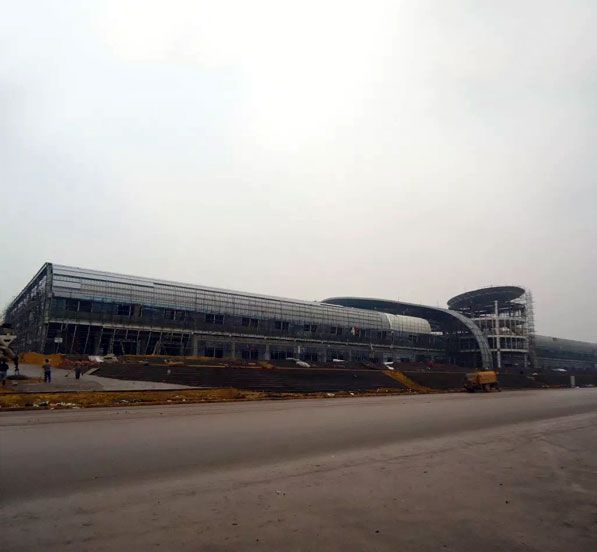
(1, 389, 596, 551)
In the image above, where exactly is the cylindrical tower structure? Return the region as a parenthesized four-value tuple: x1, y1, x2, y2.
(447, 286, 533, 372)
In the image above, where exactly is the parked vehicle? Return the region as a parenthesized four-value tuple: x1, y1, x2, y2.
(464, 370, 500, 392)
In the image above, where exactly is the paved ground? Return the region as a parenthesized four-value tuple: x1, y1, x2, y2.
(8, 364, 191, 391)
(1, 389, 596, 551)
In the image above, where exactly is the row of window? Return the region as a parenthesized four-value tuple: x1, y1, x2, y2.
(54, 277, 385, 325)
(211, 315, 387, 339)
(270, 350, 294, 360)
(48, 298, 442, 354)
(204, 348, 293, 361)
(242, 317, 259, 328)
(51, 298, 398, 339)
(52, 275, 437, 331)
(238, 349, 319, 361)
(206, 351, 417, 363)
(205, 314, 225, 325)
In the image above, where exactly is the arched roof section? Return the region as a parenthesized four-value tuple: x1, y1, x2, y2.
(323, 297, 494, 370)
(448, 286, 525, 310)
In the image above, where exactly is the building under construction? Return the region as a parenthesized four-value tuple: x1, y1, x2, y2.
(4, 264, 443, 364)
(446, 286, 536, 372)
(4, 263, 597, 372)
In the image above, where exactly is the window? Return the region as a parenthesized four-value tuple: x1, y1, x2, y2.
(52, 298, 66, 311)
(275, 321, 290, 331)
(241, 349, 259, 360)
(205, 347, 224, 358)
(206, 314, 224, 325)
(65, 299, 79, 312)
(78, 300, 92, 313)
(301, 352, 318, 362)
(377, 331, 387, 340)
(303, 324, 317, 333)
(242, 317, 259, 328)
(90, 301, 104, 315)
(330, 326, 343, 336)
(117, 304, 132, 316)
(271, 350, 293, 360)
(164, 309, 175, 320)
(141, 306, 162, 319)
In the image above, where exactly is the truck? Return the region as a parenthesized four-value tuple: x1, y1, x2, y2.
(464, 370, 500, 392)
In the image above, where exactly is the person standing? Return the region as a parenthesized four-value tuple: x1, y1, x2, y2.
(0, 359, 8, 386)
(75, 364, 82, 380)
(43, 359, 52, 383)
(14, 355, 19, 376)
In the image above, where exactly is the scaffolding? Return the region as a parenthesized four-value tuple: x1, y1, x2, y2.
(524, 289, 539, 370)
(447, 286, 531, 372)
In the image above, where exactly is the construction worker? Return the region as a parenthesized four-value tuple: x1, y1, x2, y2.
(0, 359, 8, 386)
(42, 359, 52, 383)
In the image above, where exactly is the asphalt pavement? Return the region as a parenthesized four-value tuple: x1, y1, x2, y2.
(1, 389, 596, 551)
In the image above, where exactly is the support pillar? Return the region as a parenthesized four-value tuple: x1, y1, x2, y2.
(94, 328, 103, 355)
(108, 329, 115, 354)
(494, 300, 502, 371)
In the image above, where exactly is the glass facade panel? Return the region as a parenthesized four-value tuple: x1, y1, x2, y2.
(5, 263, 446, 357)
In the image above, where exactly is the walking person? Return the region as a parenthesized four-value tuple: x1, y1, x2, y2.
(0, 359, 8, 386)
(14, 355, 19, 376)
(75, 364, 82, 380)
(43, 359, 52, 383)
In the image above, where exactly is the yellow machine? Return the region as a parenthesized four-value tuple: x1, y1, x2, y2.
(464, 370, 500, 392)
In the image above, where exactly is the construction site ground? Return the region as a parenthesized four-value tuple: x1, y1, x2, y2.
(0, 363, 407, 410)
(2, 357, 595, 411)
(6, 363, 192, 392)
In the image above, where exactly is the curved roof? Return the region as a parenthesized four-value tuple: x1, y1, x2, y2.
(324, 297, 493, 370)
(447, 286, 525, 310)
(21, 264, 433, 335)
(382, 313, 431, 334)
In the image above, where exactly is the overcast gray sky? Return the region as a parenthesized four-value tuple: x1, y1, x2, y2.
(1, 0, 596, 341)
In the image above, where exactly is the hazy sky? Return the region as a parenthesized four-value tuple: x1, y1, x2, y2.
(1, 1, 596, 341)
